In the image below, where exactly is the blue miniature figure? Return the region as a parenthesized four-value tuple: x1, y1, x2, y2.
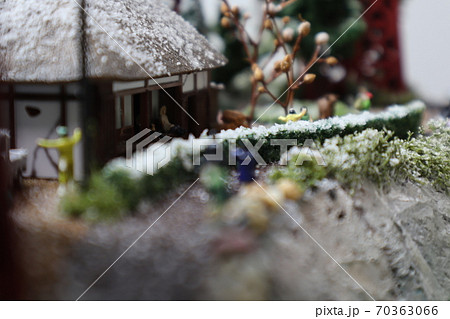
(235, 148, 257, 183)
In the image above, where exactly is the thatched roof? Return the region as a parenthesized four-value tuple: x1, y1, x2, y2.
(0, 0, 227, 83)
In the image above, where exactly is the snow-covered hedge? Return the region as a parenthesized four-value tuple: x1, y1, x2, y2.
(214, 100, 425, 162)
(65, 101, 426, 219)
(271, 119, 449, 192)
(105, 101, 425, 177)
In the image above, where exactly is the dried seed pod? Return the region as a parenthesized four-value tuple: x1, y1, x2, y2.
(221, 17, 231, 28)
(280, 55, 292, 72)
(258, 86, 266, 93)
(231, 5, 239, 16)
(325, 56, 338, 65)
(254, 67, 264, 81)
(282, 16, 290, 24)
(220, 2, 229, 14)
(274, 60, 282, 72)
(243, 13, 251, 20)
(303, 73, 316, 84)
(264, 19, 273, 30)
(315, 32, 330, 45)
(274, 39, 280, 48)
(283, 55, 292, 64)
(264, 3, 280, 15)
(282, 28, 294, 42)
(297, 21, 311, 37)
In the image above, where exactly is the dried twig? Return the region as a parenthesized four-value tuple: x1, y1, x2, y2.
(221, 0, 338, 119)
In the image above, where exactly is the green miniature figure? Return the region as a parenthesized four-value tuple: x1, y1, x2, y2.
(37, 126, 81, 184)
(354, 88, 373, 111)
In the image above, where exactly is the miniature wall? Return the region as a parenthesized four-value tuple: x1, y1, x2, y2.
(13, 84, 84, 180)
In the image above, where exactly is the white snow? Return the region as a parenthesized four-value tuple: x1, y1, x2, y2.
(0, 0, 227, 82)
(104, 101, 426, 180)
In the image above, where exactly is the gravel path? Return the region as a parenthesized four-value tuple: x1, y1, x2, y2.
(10, 176, 450, 300)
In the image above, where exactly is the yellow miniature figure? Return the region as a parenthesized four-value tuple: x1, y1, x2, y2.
(37, 126, 81, 184)
(278, 107, 308, 122)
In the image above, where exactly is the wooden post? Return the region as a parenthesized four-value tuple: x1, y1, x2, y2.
(80, 0, 96, 181)
(0, 145, 21, 300)
(60, 84, 67, 127)
(8, 84, 15, 149)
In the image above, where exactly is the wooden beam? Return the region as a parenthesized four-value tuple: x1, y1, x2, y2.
(12, 92, 77, 101)
(141, 91, 149, 129)
(8, 85, 15, 149)
(60, 85, 67, 126)
(120, 96, 125, 133)
(149, 91, 153, 126)
(207, 70, 211, 89)
(114, 80, 183, 96)
(193, 73, 198, 92)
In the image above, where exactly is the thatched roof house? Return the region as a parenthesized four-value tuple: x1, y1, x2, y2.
(0, 0, 227, 179)
(0, 0, 227, 82)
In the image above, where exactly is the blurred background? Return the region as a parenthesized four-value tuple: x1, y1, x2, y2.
(165, 0, 450, 117)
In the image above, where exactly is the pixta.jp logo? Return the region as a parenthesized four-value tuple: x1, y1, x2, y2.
(126, 129, 172, 176)
(126, 129, 327, 176)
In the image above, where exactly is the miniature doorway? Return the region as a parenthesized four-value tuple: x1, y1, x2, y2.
(186, 91, 208, 137)
(159, 86, 183, 129)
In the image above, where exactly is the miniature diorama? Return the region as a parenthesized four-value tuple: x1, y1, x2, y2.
(37, 126, 82, 192)
(1, 0, 449, 304)
(0, 0, 227, 180)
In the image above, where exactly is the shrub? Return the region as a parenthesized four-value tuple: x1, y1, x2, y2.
(61, 102, 428, 220)
(396, 120, 450, 192)
(61, 173, 127, 222)
(104, 169, 142, 212)
(270, 120, 450, 193)
(271, 152, 327, 190)
(216, 101, 425, 163)
(139, 158, 197, 200)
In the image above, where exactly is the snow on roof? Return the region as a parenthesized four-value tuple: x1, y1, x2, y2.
(0, 0, 227, 82)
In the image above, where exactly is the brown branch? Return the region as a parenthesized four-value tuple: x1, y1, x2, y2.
(270, 17, 289, 55)
(262, 82, 288, 109)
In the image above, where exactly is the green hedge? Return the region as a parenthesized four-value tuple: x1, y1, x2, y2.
(216, 101, 425, 163)
(62, 101, 425, 220)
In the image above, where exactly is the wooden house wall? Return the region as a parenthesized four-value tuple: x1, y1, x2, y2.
(0, 84, 15, 148)
(0, 83, 85, 179)
(92, 81, 116, 166)
(0, 70, 221, 179)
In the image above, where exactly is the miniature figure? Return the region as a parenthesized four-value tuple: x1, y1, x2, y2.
(160, 106, 186, 137)
(37, 126, 81, 186)
(216, 109, 250, 131)
(278, 107, 308, 122)
(235, 148, 257, 183)
(317, 94, 338, 119)
(160, 106, 174, 132)
(354, 88, 373, 111)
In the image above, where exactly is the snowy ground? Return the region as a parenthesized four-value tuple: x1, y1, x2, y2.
(10, 173, 450, 300)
